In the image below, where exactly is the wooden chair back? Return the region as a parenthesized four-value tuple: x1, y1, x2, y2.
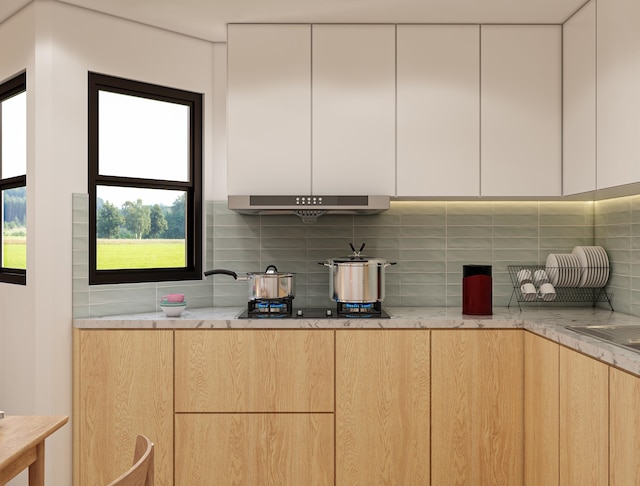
(107, 434, 154, 486)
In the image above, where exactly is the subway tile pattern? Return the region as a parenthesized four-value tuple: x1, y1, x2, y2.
(73, 196, 607, 317)
(595, 196, 633, 315)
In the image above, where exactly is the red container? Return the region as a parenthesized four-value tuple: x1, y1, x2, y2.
(462, 265, 492, 315)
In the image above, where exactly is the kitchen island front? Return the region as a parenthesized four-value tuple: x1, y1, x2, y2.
(73, 307, 640, 485)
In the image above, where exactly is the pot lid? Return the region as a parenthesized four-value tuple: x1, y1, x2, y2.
(246, 264, 295, 276)
(328, 243, 388, 263)
(329, 256, 387, 263)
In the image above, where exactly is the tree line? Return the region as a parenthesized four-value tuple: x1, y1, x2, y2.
(3, 186, 26, 228)
(97, 194, 185, 239)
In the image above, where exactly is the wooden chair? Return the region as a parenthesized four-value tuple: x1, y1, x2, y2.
(107, 435, 154, 486)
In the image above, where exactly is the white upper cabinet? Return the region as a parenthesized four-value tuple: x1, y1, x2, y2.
(227, 23, 563, 199)
(563, 1, 596, 196)
(396, 25, 480, 197)
(480, 25, 562, 197)
(227, 24, 311, 195)
(312, 25, 396, 195)
(597, 0, 640, 190)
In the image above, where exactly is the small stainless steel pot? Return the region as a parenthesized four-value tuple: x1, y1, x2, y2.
(321, 244, 395, 303)
(204, 265, 295, 301)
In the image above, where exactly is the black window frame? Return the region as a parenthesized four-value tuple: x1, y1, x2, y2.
(0, 72, 27, 285)
(88, 72, 202, 285)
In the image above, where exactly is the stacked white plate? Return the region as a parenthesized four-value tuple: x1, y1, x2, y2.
(572, 246, 610, 288)
(545, 253, 581, 287)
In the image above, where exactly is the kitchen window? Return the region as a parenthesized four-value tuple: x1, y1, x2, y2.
(88, 73, 202, 284)
(0, 72, 27, 285)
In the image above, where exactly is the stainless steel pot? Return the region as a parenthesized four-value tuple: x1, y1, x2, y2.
(321, 244, 395, 303)
(204, 265, 295, 301)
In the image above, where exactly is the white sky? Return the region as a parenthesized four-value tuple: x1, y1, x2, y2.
(98, 90, 190, 182)
(96, 89, 191, 207)
(97, 186, 184, 207)
(1, 91, 26, 178)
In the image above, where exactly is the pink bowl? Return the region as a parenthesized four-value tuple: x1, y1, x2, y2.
(162, 293, 185, 303)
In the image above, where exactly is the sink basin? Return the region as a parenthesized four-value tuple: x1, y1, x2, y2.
(567, 325, 640, 354)
(622, 342, 640, 351)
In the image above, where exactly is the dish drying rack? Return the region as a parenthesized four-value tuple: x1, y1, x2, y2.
(507, 265, 613, 311)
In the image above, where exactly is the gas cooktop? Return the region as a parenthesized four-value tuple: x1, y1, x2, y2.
(237, 307, 391, 319)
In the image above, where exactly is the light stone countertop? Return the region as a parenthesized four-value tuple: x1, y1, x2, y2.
(74, 305, 640, 376)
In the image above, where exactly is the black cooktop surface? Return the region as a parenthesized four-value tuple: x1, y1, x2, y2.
(238, 307, 391, 319)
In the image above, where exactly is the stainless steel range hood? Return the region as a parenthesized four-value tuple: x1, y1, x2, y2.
(228, 195, 390, 223)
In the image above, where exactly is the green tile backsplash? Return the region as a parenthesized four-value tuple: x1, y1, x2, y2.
(595, 195, 635, 315)
(73, 194, 640, 317)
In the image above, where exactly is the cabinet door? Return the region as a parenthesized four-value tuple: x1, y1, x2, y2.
(227, 24, 311, 195)
(480, 25, 561, 197)
(312, 24, 396, 195)
(431, 330, 524, 485)
(610, 367, 640, 485)
(335, 330, 430, 484)
(524, 332, 559, 486)
(563, 1, 596, 195)
(397, 25, 480, 197)
(74, 329, 173, 486)
(597, 0, 640, 190)
(174, 330, 334, 412)
(559, 346, 609, 485)
(175, 413, 334, 485)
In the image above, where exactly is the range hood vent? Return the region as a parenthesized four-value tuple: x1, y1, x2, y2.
(228, 195, 390, 223)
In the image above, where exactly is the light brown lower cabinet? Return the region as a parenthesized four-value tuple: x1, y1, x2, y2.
(524, 332, 559, 486)
(174, 413, 334, 485)
(559, 345, 609, 486)
(74, 327, 640, 486)
(174, 329, 335, 486)
(431, 329, 524, 486)
(526, 334, 640, 486)
(610, 366, 640, 485)
(73, 329, 173, 486)
(335, 330, 430, 485)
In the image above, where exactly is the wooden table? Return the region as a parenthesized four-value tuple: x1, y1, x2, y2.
(0, 415, 69, 485)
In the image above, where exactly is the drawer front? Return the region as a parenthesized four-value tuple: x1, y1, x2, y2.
(175, 330, 334, 412)
(175, 413, 334, 486)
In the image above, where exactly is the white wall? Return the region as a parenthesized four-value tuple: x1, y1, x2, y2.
(0, 4, 36, 486)
(1, 0, 217, 484)
(0, 3, 34, 409)
(212, 42, 227, 199)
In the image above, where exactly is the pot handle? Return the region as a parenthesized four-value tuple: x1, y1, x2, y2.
(204, 269, 238, 279)
(265, 265, 278, 273)
(383, 262, 397, 267)
(318, 262, 332, 267)
(349, 243, 366, 255)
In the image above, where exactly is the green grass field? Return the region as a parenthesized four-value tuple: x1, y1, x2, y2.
(3, 238, 26, 269)
(1, 238, 186, 270)
(97, 239, 186, 270)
